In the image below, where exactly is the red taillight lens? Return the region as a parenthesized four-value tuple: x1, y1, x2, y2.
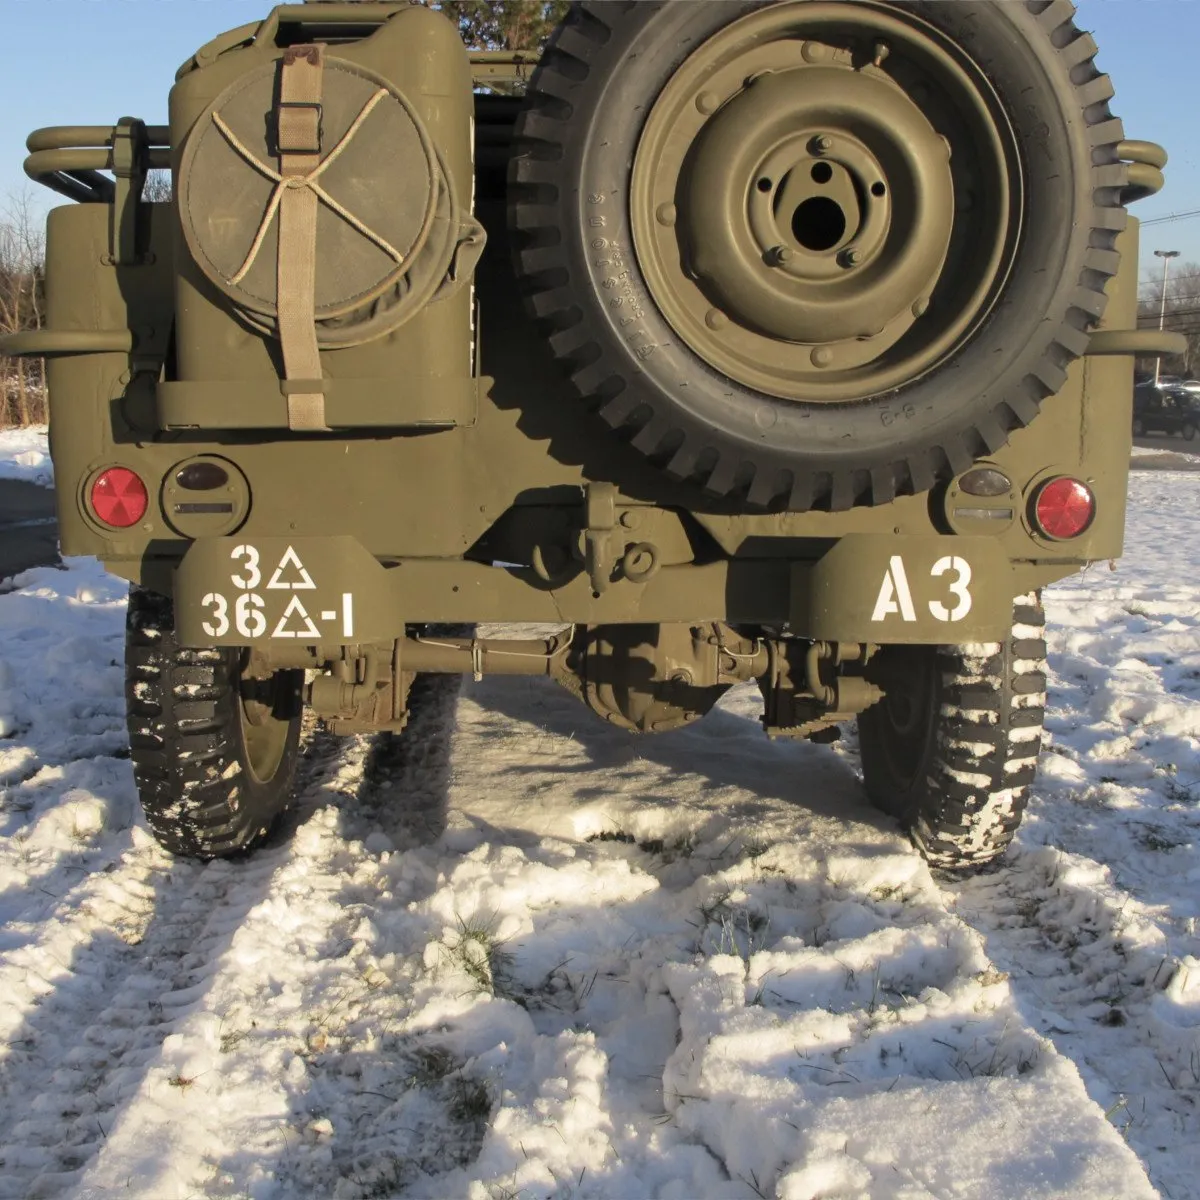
(1032, 476, 1094, 540)
(90, 467, 148, 528)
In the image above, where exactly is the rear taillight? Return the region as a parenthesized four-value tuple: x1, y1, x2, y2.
(90, 467, 148, 528)
(1031, 476, 1094, 540)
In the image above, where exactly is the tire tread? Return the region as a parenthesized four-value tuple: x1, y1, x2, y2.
(125, 587, 300, 860)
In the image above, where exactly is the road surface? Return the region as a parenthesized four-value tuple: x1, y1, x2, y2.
(0, 478, 58, 582)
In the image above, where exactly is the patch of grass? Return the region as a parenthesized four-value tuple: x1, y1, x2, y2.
(692, 893, 773, 1000)
(1163, 777, 1198, 804)
(587, 829, 636, 845)
(448, 1077, 493, 1123)
(1135, 825, 1188, 853)
(220, 1028, 249, 1053)
(741, 837, 773, 865)
(503, 955, 602, 1016)
(974, 967, 1009, 987)
(664, 833, 697, 861)
(338, 1043, 495, 1193)
(869, 881, 911, 903)
(587, 828, 696, 861)
(347, 1153, 408, 1199)
(409, 1045, 458, 1088)
(487, 1181, 523, 1200)
(436, 915, 515, 999)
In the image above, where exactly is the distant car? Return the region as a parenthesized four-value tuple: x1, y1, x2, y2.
(1133, 382, 1199, 440)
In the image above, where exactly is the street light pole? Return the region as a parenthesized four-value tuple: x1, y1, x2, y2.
(1154, 249, 1180, 386)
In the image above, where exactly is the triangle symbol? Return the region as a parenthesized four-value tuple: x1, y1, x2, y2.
(267, 545, 316, 590)
(272, 596, 321, 639)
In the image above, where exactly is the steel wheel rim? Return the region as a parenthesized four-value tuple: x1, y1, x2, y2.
(878, 647, 936, 786)
(239, 667, 291, 784)
(630, 1, 1023, 403)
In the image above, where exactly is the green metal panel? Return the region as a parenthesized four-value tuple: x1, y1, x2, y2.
(27, 3, 1152, 646)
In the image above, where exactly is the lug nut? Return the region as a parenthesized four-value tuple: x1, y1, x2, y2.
(766, 245, 794, 266)
(838, 247, 862, 268)
(810, 135, 832, 155)
(810, 346, 834, 368)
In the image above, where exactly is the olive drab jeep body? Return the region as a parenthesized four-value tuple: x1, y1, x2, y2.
(5, 1, 1182, 867)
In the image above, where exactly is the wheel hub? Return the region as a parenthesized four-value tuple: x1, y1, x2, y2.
(631, 3, 1019, 402)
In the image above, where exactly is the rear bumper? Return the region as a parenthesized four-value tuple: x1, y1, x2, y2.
(173, 531, 1026, 646)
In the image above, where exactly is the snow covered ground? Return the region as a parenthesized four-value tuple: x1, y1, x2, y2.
(0, 438, 1197, 1196)
(1131, 444, 1200, 471)
(0, 424, 53, 487)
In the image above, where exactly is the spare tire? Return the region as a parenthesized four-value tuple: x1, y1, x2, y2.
(509, 0, 1128, 510)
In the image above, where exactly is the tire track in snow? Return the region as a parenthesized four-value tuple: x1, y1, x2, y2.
(73, 684, 467, 1199)
(0, 726, 354, 1198)
(96, 669, 1152, 1200)
(946, 576, 1200, 1200)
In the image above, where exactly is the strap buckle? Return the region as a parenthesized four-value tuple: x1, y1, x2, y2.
(276, 101, 323, 156)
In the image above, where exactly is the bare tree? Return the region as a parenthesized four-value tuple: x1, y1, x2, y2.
(1136, 260, 1200, 380)
(142, 170, 173, 203)
(0, 190, 46, 427)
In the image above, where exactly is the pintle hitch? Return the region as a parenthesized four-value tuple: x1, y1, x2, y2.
(760, 640, 883, 742)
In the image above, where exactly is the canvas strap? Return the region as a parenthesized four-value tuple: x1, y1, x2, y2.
(209, 48, 405, 432)
(277, 44, 328, 431)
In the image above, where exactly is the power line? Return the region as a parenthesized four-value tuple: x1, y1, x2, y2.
(1137, 293, 1200, 305)
(1140, 270, 1200, 284)
(1138, 305, 1200, 321)
(1142, 208, 1200, 227)
(1138, 317, 1200, 328)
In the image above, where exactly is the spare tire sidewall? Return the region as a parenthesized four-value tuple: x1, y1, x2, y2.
(555, 0, 1109, 485)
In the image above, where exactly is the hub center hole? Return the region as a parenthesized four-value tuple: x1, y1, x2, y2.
(791, 196, 845, 252)
(810, 162, 833, 184)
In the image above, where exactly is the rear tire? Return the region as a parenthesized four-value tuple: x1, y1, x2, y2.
(1183, 421, 1197, 441)
(1132, 417, 1144, 436)
(125, 586, 303, 859)
(857, 593, 1046, 869)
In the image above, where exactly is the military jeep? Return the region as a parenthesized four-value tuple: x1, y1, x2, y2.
(3, 1, 1180, 867)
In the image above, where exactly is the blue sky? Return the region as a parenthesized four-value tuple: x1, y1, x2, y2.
(0, 0, 1196, 286)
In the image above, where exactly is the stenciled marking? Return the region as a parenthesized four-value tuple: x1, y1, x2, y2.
(267, 545, 315, 590)
(197, 545, 354, 639)
(272, 595, 321, 639)
(871, 554, 973, 623)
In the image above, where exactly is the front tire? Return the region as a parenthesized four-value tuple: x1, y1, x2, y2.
(857, 593, 1046, 869)
(125, 586, 303, 859)
(1183, 421, 1197, 441)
